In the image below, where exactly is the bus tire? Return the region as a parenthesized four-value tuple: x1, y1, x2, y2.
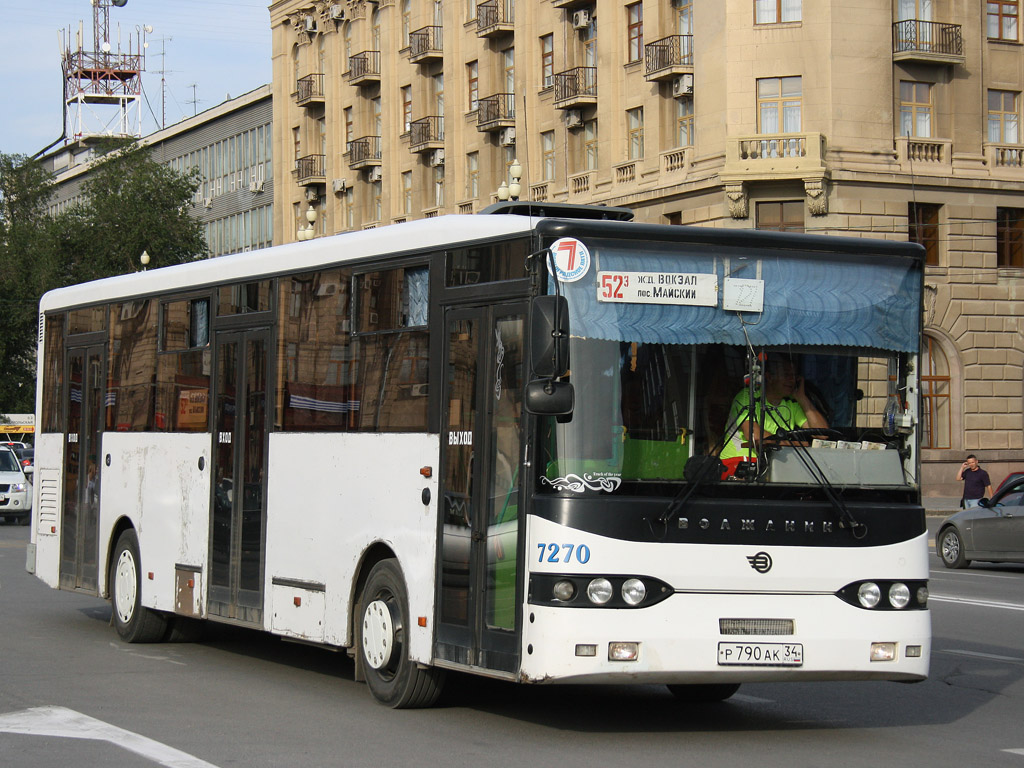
(358, 559, 444, 708)
(937, 527, 970, 569)
(110, 529, 168, 643)
(667, 683, 741, 703)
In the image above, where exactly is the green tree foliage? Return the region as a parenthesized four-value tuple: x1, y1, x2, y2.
(0, 144, 208, 414)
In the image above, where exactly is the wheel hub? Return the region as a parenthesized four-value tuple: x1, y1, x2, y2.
(362, 599, 395, 670)
(114, 549, 137, 624)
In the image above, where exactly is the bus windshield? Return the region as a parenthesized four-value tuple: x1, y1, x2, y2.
(537, 236, 922, 495)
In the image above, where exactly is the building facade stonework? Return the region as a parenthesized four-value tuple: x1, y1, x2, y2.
(269, 0, 1024, 497)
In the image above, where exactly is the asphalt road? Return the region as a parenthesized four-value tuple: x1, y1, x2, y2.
(1, 518, 1022, 768)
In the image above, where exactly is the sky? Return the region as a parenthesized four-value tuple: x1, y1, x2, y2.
(2, 0, 273, 158)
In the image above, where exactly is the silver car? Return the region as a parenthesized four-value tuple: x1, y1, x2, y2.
(936, 475, 1024, 568)
(0, 446, 32, 525)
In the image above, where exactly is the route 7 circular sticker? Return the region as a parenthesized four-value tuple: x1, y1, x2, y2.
(550, 237, 591, 283)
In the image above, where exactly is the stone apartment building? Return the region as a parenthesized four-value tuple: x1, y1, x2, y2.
(269, 0, 1024, 497)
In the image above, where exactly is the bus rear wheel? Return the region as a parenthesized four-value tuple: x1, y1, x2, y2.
(667, 683, 741, 703)
(110, 529, 168, 643)
(358, 559, 444, 708)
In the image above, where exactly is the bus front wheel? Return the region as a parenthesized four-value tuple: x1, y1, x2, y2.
(358, 559, 444, 708)
(110, 529, 168, 643)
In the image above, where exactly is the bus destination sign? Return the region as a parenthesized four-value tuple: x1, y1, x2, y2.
(597, 271, 718, 306)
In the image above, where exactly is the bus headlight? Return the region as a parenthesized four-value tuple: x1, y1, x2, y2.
(586, 578, 613, 605)
(552, 580, 576, 601)
(888, 582, 911, 609)
(858, 582, 881, 609)
(621, 578, 646, 606)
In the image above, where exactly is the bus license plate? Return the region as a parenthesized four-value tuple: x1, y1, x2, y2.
(718, 642, 803, 666)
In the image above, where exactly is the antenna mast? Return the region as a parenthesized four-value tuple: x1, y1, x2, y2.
(60, 0, 150, 144)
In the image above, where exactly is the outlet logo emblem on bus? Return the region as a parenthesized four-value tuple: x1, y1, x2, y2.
(747, 552, 773, 573)
(550, 238, 591, 283)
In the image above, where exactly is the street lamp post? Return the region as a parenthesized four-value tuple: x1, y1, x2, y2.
(497, 159, 523, 202)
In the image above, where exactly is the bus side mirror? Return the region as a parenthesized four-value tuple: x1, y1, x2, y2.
(530, 295, 570, 378)
(524, 379, 574, 416)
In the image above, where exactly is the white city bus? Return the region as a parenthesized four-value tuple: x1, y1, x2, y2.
(27, 202, 929, 707)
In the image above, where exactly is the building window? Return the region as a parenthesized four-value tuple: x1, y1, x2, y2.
(540, 34, 554, 89)
(627, 3, 644, 63)
(899, 81, 932, 138)
(755, 0, 801, 24)
(293, 127, 301, 162)
(466, 152, 479, 199)
(402, 0, 411, 46)
(997, 207, 1024, 267)
(584, 119, 598, 170)
(503, 48, 515, 93)
(433, 73, 445, 116)
(541, 131, 555, 180)
(756, 201, 804, 232)
(372, 180, 382, 222)
(908, 203, 940, 266)
(402, 171, 413, 214)
(627, 107, 644, 159)
(344, 187, 355, 229)
(675, 0, 693, 33)
(920, 335, 951, 450)
(434, 165, 445, 208)
(677, 96, 694, 147)
(467, 61, 479, 111)
(344, 107, 353, 152)
(401, 86, 412, 133)
(988, 90, 1020, 143)
(988, 1, 1019, 41)
(757, 77, 801, 133)
(465, 0, 477, 21)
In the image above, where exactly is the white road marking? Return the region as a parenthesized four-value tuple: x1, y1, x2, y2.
(928, 570, 1022, 581)
(929, 594, 1024, 611)
(731, 693, 775, 704)
(0, 706, 219, 768)
(937, 649, 1024, 664)
(1004, 748, 1024, 756)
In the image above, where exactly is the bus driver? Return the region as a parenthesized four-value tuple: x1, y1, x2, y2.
(718, 356, 829, 474)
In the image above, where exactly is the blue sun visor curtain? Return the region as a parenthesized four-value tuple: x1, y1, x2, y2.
(553, 240, 921, 354)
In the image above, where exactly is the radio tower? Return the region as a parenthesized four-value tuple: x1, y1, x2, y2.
(60, 0, 150, 144)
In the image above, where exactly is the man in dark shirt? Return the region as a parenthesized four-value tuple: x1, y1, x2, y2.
(957, 454, 993, 508)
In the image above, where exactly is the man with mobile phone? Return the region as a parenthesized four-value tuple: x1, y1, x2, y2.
(956, 454, 993, 509)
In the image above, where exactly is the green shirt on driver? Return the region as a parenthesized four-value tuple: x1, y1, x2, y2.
(719, 389, 809, 461)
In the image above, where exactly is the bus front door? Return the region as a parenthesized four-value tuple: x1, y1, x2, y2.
(436, 303, 526, 674)
(208, 329, 270, 625)
(60, 344, 105, 593)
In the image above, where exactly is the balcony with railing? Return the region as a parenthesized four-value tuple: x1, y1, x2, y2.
(723, 133, 827, 180)
(409, 26, 443, 63)
(644, 35, 693, 81)
(477, 93, 515, 131)
(409, 116, 445, 152)
(477, 0, 514, 37)
(295, 154, 326, 185)
(553, 67, 597, 109)
(348, 136, 382, 169)
(892, 20, 964, 65)
(985, 143, 1024, 170)
(552, 0, 588, 8)
(295, 74, 325, 107)
(347, 51, 381, 86)
(894, 135, 952, 173)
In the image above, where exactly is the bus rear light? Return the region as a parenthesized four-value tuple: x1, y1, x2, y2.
(608, 642, 639, 661)
(870, 642, 897, 662)
(575, 644, 597, 657)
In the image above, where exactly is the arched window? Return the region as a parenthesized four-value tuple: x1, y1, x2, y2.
(921, 333, 951, 449)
